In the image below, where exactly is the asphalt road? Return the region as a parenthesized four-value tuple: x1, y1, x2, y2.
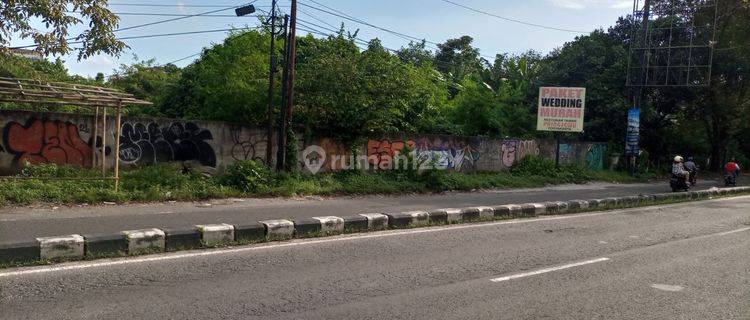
(0, 180, 726, 242)
(1, 196, 749, 319)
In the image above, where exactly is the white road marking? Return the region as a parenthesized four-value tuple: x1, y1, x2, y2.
(718, 227, 750, 236)
(2, 196, 749, 278)
(490, 258, 610, 283)
(651, 284, 685, 292)
(0, 212, 624, 278)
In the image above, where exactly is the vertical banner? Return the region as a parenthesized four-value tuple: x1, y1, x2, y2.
(537, 87, 586, 132)
(625, 108, 640, 155)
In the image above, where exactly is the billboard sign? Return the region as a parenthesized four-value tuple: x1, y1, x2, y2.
(625, 108, 640, 155)
(537, 87, 586, 132)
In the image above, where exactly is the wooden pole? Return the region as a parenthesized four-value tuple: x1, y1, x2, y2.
(282, 0, 298, 172)
(114, 103, 123, 192)
(101, 107, 107, 176)
(265, 0, 278, 167)
(91, 107, 99, 168)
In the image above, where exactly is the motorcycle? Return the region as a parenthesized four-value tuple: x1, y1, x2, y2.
(725, 174, 738, 187)
(670, 174, 690, 192)
(687, 169, 697, 186)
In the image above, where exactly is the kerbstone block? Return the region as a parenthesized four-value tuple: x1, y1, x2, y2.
(359, 213, 389, 230)
(520, 203, 545, 216)
(293, 219, 321, 236)
(313, 216, 345, 233)
(196, 224, 235, 245)
(122, 228, 166, 253)
(261, 219, 295, 239)
(163, 228, 202, 251)
(84, 233, 128, 256)
(460, 208, 481, 220)
(386, 211, 429, 228)
(234, 222, 266, 242)
(342, 215, 369, 232)
(0, 241, 40, 264)
(427, 209, 449, 224)
(37, 234, 84, 260)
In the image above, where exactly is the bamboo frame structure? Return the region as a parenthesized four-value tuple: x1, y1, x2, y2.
(0, 77, 152, 190)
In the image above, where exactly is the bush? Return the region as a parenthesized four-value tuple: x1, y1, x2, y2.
(510, 155, 556, 176)
(419, 169, 458, 192)
(218, 160, 273, 193)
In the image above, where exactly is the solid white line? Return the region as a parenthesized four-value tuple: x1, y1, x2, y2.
(718, 227, 750, 236)
(2, 196, 748, 278)
(0, 212, 621, 278)
(490, 257, 611, 283)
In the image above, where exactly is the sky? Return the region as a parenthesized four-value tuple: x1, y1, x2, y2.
(12, 0, 635, 77)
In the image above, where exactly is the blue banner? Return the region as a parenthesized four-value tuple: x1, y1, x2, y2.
(625, 108, 640, 156)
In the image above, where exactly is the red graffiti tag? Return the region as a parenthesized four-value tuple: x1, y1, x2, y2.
(4, 119, 93, 167)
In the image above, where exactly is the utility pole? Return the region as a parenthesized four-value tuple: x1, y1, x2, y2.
(276, 14, 291, 172)
(630, 0, 651, 176)
(265, 0, 278, 167)
(278, 0, 298, 172)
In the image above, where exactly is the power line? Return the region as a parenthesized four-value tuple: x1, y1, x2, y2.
(437, 0, 588, 34)
(296, 0, 497, 61)
(114, 1, 257, 33)
(106, 2, 279, 8)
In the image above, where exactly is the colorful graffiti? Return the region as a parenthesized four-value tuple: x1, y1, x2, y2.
(501, 140, 517, 168)
(414, 137, 482, 172)
(3, 119, 94, 167)
(119, 122, 217, 167)
(366, 139, 416, 168)
(586, 144, 605, 171)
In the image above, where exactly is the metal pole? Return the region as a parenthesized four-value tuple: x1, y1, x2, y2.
(91, 106, 99, 169)
(265, 0, 278, 167)
(114, 103, 123, 192)
(101, 107, 107, 176)
(276, 14, 291, 172)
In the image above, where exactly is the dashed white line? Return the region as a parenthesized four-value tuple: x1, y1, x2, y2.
(490, 258, 611, 283)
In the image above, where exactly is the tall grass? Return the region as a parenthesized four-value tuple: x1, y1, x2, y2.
(0, 160, 643, 206)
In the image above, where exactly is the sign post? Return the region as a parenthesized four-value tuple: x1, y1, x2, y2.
(625, 108, 641, 176)
(537, 87, 586, 167)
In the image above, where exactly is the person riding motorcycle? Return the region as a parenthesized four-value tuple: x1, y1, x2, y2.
(672, 156, 688, 179)
(725, 158, 740, 186)
(684, 156, 699, 185)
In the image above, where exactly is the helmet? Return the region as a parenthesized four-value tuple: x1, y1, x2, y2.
(674, 156, 684, 162)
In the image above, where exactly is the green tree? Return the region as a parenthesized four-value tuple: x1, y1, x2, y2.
(0, 0, 125, 59)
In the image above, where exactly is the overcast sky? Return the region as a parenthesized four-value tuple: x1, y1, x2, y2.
(12, 0, 635, 77)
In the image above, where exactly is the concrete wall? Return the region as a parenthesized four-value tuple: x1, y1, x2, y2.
(0, 110, 273, 175)
(301, 134, 606, 174)
(0, 110, 605, 175)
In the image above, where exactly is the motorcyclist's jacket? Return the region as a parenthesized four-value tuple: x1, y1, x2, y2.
(725, 162, 740, 174)
(684, 161, 698, 172)
(672, 162, 687, 176)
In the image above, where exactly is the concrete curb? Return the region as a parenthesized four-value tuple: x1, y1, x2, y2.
(2, 186, 750, 266)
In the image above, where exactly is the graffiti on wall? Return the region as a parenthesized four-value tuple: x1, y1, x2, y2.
(558, 144, 575, 164)
(3, 119, 94, 167)
(119, 122, 217, 167)
(366, 139, 416, 167)
(586, 144, 605, 171)
(230, 126, 266, 163)
(500, 140, 539, 168)
(501, 140, 517, 168)
(414, 137, 482, 172)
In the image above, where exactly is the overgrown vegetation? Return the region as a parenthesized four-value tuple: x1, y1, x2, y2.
(0, 161, 642, 206)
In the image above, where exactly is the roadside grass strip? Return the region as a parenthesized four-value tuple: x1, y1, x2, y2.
(1, 186, 749, 269)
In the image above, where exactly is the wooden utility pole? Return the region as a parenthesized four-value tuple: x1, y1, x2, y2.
(265, 0, 278, 167)
(278, 0, 298, 172)
(277, 14, 291, 172)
